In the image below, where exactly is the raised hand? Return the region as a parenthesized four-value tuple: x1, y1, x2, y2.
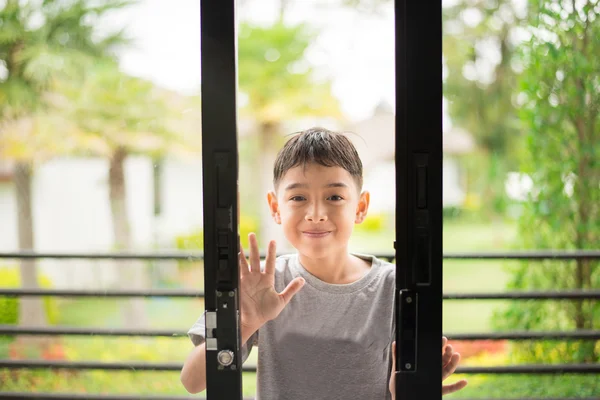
(238, 233, 305, 331)
(442, 336, 468, 395)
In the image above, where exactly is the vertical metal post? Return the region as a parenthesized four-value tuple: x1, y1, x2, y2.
(395, 0, 443, 399)
(201, 0, 243, 398)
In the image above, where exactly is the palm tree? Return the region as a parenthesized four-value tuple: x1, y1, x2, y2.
(54, 61, 193, 328)
(0, 0, 133, 327)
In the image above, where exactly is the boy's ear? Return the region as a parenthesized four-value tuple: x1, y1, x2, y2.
(355, 190, 370, 224)
(267, 191, 282, 224)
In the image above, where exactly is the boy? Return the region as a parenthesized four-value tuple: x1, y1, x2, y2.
(181, 127, 468, 399)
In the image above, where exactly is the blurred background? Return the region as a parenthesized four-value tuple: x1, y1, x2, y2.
(0, 0, 598, 398)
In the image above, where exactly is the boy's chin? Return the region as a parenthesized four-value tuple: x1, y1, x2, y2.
(295, 243, 344, 260)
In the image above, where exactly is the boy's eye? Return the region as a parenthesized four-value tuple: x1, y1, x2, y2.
(328, 195, 344, 201)
(290, 196, 306, 201)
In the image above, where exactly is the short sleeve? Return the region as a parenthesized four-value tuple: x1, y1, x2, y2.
(187, 311, 258, 363)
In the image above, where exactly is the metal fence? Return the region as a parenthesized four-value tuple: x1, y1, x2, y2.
(1, 250, 599, 400)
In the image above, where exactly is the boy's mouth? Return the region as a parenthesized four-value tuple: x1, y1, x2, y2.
(302, 231, 331, 238)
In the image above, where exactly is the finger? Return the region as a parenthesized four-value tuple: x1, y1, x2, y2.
(264, 240, 277, 275)
(442, 336, 448, 350)
(279, 277, 305, 305)
(442, 353, 461, 381)
(248, 233, 260, 273)
(391, 341, 396, 367)
(442, 344, 453, 367)
(442, 379, 468, 395)
(239, 243, 249, 276)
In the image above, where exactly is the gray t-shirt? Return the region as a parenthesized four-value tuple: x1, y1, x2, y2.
(188, 253, 396, 400)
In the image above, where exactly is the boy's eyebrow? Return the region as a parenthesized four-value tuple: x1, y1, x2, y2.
(284, 182, 349, 191)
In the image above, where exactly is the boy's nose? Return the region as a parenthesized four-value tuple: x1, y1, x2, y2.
(305, 214, 327, 222)
(305, 204, 328, 222)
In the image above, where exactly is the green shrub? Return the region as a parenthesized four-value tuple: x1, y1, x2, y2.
(355, 212, 387, 233)
(175, 231, 203, 251)
(0, 266, 59, 325)
(443, 206, 462, 219)
(175, 214, 261, 253)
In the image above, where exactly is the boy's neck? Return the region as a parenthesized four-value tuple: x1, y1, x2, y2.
(297, 249, 371, 285)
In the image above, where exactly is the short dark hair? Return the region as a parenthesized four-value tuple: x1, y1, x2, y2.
(273, 127, 363, 191)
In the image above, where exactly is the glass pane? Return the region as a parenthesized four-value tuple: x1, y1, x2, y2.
(0, 0, 203, 396)
(0, 0, 398, 398)
(442, 0, 599, 398)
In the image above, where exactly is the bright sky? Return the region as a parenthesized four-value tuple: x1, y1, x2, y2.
(109, 0, 452, 124)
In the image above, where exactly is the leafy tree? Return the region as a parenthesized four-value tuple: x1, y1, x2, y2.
(0, 0, 132, 327)
(54, 60, 193, 327)
(493, 0, 600, 363)
(443, 0, 528, 217)
(238, 21, 341, 247)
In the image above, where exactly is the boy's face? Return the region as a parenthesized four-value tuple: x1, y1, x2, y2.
(267, 163, 370, 258)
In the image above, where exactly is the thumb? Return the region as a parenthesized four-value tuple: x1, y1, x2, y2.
(279, 277, 305, 305)
(392, 341, 396, 368)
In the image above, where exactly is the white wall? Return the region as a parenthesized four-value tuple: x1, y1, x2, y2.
(0, 156, 204, 288)
(363, 158, 466, 214)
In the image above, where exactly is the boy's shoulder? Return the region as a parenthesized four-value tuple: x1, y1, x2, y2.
(358, 253, 396, 285)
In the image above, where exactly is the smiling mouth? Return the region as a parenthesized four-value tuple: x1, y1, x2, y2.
(302, 231, 331, 238)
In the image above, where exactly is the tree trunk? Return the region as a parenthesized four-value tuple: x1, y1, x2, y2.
(109, 147, 148, 328)
(278, 0, 290, 21)
(573, 111, 597, 362)
(109, 147, 132, 250)
(258, 122, 289, 251)
(574, 233, 596, 363)
(14, 162, 47, 328)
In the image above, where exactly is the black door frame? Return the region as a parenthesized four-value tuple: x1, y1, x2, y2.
(200, 1, 443, 399)
(201, 0, 243, 398)
(394, 0, 443, 399)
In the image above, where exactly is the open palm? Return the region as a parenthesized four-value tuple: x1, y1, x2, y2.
(239, 233, 305, 330)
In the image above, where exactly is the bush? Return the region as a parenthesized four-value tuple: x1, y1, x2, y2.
(355, 212, 387, 233)
(0, 266, 59, 325)
(175, 214, 261, 252)
(443, 206, 463, 219)
(175, 231, 203, 252)
(451, 340, 507, 359)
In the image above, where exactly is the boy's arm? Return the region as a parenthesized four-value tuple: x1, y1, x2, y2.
(180, 324, 258, 394)
(182, 234, 304, 394)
